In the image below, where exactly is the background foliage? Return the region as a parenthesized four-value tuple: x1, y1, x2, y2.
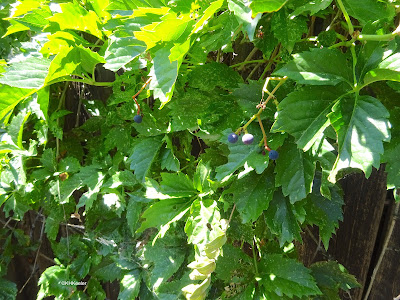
(0, 0, 399, 299)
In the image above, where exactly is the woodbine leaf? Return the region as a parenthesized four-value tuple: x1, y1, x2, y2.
(274, 48, 353, 86)
(328, 95, 390, 183)
(272, 86, 344, 151)
(275, 140, 316, 203)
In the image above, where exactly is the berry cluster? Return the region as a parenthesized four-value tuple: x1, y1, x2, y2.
(228, 132, 278, 160)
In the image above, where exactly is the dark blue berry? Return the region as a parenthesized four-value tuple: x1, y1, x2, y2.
(242, 133, 254, 145)
(134, 115, 142, 123)
(269, 150, 279, 160)
(228, 133, 238, 143)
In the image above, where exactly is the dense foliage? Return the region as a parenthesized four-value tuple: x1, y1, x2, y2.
(0, 0, 399, 299)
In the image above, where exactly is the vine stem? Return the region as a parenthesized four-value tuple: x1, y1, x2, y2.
(132, 78, 152, 114)
(336, 0, 354, 35)
(230, 59, 266, 69)
(363, 202, 400, 300)
(56, 82, 69, 159)
(238, 47, 259, 71)
(228, 203, 236, 225)
(252, 236, 259, 275)
(257, 115, 270, 151)
(235, 76, 287, 135)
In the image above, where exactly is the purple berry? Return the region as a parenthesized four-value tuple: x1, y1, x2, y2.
(242, 133, 254, 145)
(134, 115, 142, 123)
(228, 133, 238, 143)
(269, 150, 279, 160)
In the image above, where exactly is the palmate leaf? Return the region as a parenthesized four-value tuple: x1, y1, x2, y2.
(289, 0, 333, 18)
(226, 169, 274, 223)
(185, 199, 224, 247)
(275, 140, 316, 203)
(327, 94, 390, 183)
(304, 177, 343, 249)
(128, 135, 164, 182)
(118, 270, 141, 300)
(47, 2, 104, 39)
(259, 254, 321, 298)
(311, 261, 360, 299)
(160, 173, 198, 198)
(141, 237, 186, 291)
(103, 34, 147, 72)
(136, 198, 191, 234)
(188, 62, 243, 92)
(0, 85, 35, 124)
(0, 57, 50, 89)
(45, 45, 106, 84)
(0, 278, 17, 300)
(149, 46, 179, 107)
(342, 0, 395, 25)
(271, 8, 308, 53)
(274, 48, 353, 86)
(264, 190, 303, 246)
(250, 0, 287, 15)
(382, 107, 400, 189)
(228, 0, 262, 41)
(271, 86, 343, 151)
(363, 53, 400, 86)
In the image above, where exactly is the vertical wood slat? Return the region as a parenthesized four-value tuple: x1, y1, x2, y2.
(328, 166, 387, 300)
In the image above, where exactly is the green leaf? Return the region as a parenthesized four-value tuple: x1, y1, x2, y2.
(259, 254, 321, 298)
(126, 199, 141, 235)
(328, 95, 390, 182)
(274, 48, 353, 86)
(250, 0, 287, 15)
(8, 110, 31, 149)
(160, 173, 197, 198)
(272, 86, 342, 151)
(141, 237, 186, 291)
(48, 2, 104, 39)
(87, 279, 106, 300)
(37, 266, 74, 300)
(77, 166, 105, 210)
(289, 0, 332, 18)
(45, 45, 106, 84)
(134, 11, 192, 49)
(228, 0, 262, 41)
(382, 107, 400, 189)
(118, 270, 141, 299)
(232, 80, 264, 118)
(271, 8, 308, 53)
(304, 177, 343, 249)
(311, 261, 360, 298)
(136, 198, 191, 234)
(160, 148, 180, 172)
(0, 85, 35, 124)
(193, 161, 212, 194)
(342, 0, 395, 25)
(192, 0, 224, 34)
(264, 190, 302, 246)
(185, 199, 224, 247)
(0, 278, 17, 300)
(215, 244, 253, 281)
(227, 170, 275, 223)
(148, 46, 179, 107)
(128, 135, 164, 182)
(188, 62, 243, 92)
(215, 129, 262, 181)
(104, 30, 147, 72)
(275, 141, 316, 203)
(363, 53, 400, 85)
(41, 148, 56, 172)
(0, 57, 50, 89)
